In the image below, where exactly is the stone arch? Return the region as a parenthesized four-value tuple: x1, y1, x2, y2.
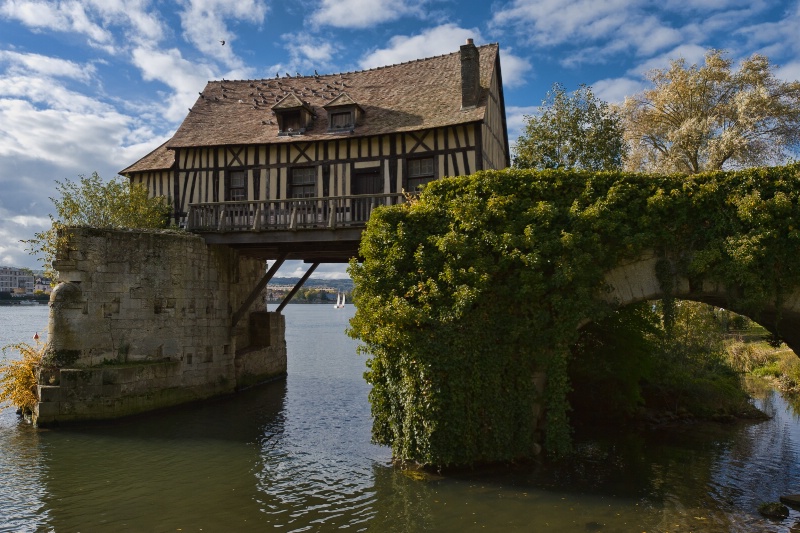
(601, 250, 800, 354)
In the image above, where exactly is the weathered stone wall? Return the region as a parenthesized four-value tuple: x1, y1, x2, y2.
(601, 249, 800, 353)
(35, 228, 286, 426)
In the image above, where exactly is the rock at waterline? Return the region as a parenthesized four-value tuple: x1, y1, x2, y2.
(759, 501, 790, 519)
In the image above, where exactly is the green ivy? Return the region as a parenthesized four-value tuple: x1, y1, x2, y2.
(348, 164, 800, 467)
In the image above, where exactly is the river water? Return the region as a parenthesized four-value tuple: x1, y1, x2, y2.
(2, 304, 800, 532)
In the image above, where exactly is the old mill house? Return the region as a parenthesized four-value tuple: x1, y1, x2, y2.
(121, 39, 510, 229)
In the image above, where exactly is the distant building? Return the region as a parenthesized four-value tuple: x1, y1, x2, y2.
(35, 277, 53, 295)
(0, 266, 34, 295)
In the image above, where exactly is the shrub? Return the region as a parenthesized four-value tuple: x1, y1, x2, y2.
(0, 341, 45, 414)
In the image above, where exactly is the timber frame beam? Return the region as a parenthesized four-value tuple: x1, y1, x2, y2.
(276, 263, 319, 313)
(231, 252, 288, 327)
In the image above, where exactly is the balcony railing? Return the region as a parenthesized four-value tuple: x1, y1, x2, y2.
(186, 193, 406, 232)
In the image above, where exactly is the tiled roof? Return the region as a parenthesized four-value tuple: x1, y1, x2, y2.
(164, 43, 499, 149)
(120, 141, 175, 174)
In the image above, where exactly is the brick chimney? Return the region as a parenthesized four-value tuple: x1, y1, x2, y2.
(460, 38, 480, 109)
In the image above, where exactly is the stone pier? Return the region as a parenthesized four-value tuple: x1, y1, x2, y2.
(34, 228, 286, 426)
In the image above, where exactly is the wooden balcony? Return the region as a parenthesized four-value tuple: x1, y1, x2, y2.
(185, 193, 406, 262)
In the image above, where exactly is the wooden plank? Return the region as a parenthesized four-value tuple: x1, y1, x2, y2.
(172, 148, 181, 222)
(276, 263, 319, 313)
(231, 253, 288, 327)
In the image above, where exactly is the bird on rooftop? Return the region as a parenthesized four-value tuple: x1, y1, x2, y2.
(314, 69, 319, 76)
(285, 72, 291, 77)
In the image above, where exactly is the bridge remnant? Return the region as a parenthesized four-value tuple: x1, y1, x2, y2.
(35, 227, 285, 426)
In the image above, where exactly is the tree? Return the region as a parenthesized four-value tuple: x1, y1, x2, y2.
(514, 83, 627, 171)
(24, 172, 171, 278)
(623, 50, 800, 174)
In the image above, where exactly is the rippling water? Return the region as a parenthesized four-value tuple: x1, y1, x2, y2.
(2, 304, 800, 531)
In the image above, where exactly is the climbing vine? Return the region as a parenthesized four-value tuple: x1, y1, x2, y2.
(348, 164, 800, 467)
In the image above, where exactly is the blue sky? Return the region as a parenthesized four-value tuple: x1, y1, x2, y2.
(1, 0, 799, 278)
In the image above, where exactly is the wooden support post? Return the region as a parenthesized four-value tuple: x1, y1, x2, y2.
(231, 253, 288, 327)
(328, 199, 336, 228)
(289, 207, 297, 230)
(276, 263, 319, 314)
(217, 208, 227, 231)
(252, 205, 262, 231)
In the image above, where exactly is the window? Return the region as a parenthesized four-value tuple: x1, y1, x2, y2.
(227, 170, 246, 201)
(352, 169, 382, 195)
(329, 111, 353, 131)
(278, 110, 303, 133)
(407, 157, 435, 191)
(291, 167, 316, 198)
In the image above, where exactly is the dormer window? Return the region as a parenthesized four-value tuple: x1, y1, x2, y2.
(329, 111, 354, 130)
(324, 93, 363, 133)
(281, 111, 302, 131)
(272, 94, 313, 135)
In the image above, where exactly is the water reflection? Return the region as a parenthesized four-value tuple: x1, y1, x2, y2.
(253, 306, 387, 531)
(35, 382, 287, 531)
(0, 421, 47, 531)
(3, 306, 800, 531)
(365, 388, 800, 533)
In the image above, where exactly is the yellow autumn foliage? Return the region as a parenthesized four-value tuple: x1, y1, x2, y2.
(0, 341, 44, 413)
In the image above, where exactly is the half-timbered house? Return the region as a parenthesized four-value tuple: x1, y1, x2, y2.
(121, 39, 509, 231)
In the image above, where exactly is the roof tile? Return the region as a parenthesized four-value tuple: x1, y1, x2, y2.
(165, 43, 499, 149)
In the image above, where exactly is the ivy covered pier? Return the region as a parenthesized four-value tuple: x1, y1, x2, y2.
(348, 164, 800, 465)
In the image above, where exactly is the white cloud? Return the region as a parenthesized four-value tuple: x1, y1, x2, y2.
(499, 50, 531, 88)
(0, 219, 44, 269)
(310, 0, 423, 29)
(776, 62, 800, 83)
(0, 0, 112, 44)
(0, 50, 96, 81)
(490, 0, 762, 65)
(273, 33, 340, 75)
(661, 0, 758, 11)
(629, 43, 709, 77)
(0, 0, 167, 52)
(734, 5, 800, 58)
(0, 71, 115, 114)
(84, 0, 166, 44)
(0, 98, 132, 168)
(131, 46, 215, 122)
(177, 0, 267, 67)
(358, 26, 530, 87)
(505, 105, 538, 144)
(491, 0, 639, 47)
(359, 24, 482, 69)
(623, 16, 683, 56)
(591, 77, 648, 104)
(272, 260, 350, 280)
(0, 209, 50, 269)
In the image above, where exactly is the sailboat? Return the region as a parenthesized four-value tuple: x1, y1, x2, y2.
(333, 291, 345, 309)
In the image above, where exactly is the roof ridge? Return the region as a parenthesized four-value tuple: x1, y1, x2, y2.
(207, 42, 499, 83)
(327, 42, 499, 77)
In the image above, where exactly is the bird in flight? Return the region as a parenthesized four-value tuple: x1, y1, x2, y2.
(220, 40, 225, 45)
